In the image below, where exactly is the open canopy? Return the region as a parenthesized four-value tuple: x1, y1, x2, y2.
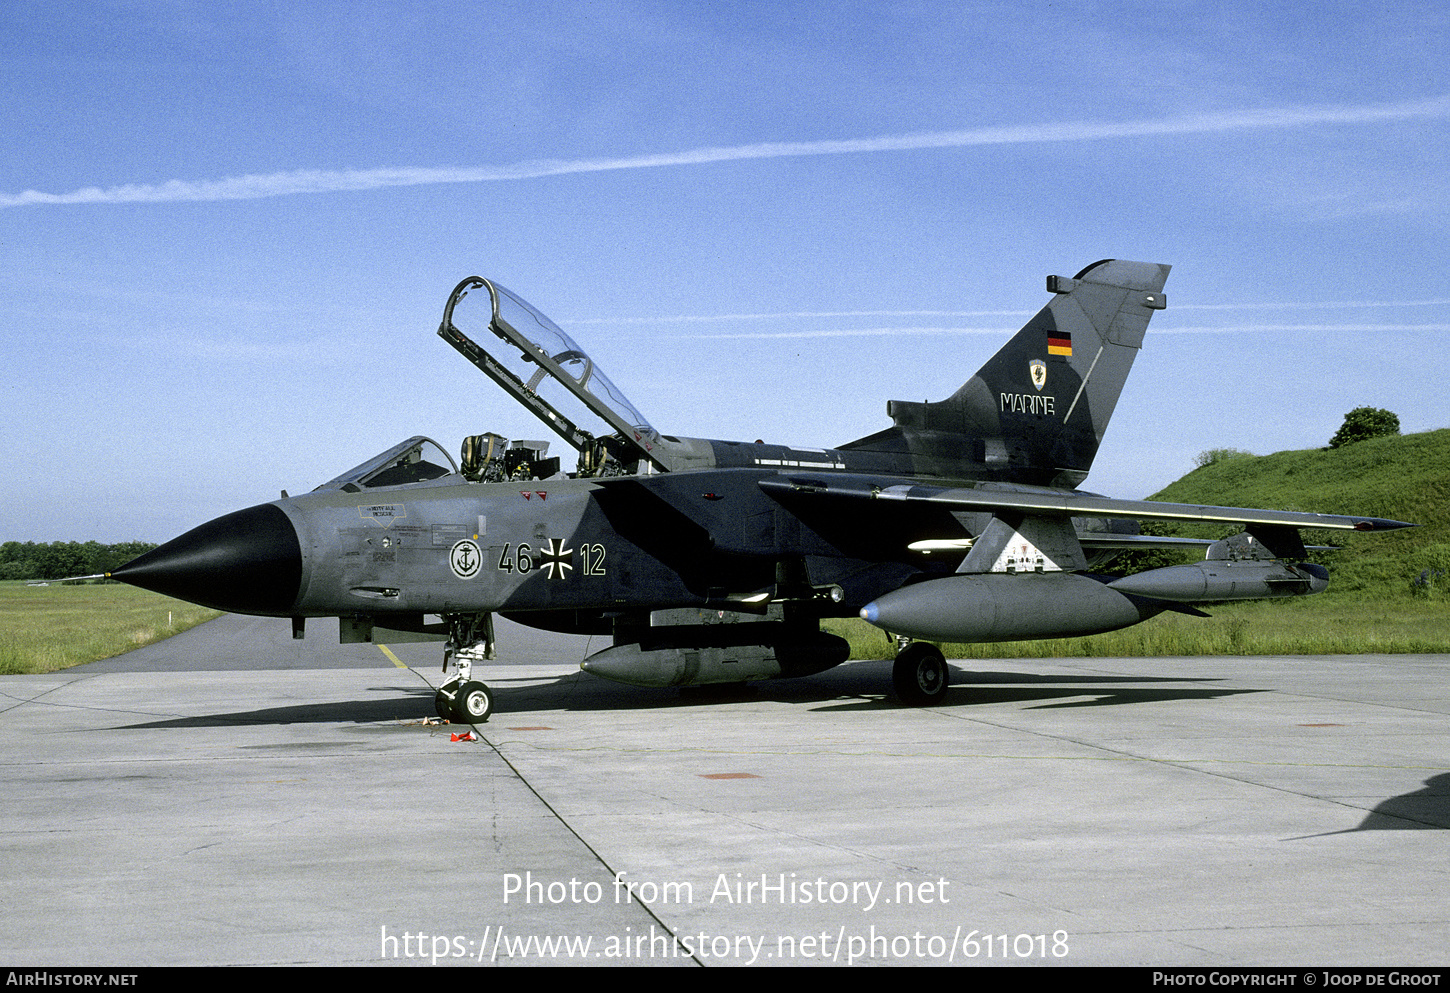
(437, 277, 669, 473)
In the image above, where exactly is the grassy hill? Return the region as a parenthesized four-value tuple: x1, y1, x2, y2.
(1144, 428, 1449, 600)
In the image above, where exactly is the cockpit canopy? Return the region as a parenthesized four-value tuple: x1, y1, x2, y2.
(317, 279, 700, 494)
(437, 277, 671, 474)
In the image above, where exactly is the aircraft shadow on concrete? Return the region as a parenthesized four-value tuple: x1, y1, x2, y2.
(790, 661, 1259, 712)
(115, 684, 443, 730)
(114, 660, 1258, 729)
(1286, 773, 1450, 836)
(1348, 774, 1450, 831)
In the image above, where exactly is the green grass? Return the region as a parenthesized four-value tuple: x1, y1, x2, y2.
(827, 597, 1450, 661)
(0, 581, 220, 675)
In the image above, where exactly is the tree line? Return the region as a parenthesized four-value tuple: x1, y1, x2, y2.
(0, 541, 158, 581)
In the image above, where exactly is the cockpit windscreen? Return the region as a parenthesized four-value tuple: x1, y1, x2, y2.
(313, 436, 458, 492)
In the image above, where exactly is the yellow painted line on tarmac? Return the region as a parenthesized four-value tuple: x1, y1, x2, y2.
(377, 645, 408, 668)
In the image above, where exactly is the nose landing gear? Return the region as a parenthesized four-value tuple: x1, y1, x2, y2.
(436, 615, 495, 723)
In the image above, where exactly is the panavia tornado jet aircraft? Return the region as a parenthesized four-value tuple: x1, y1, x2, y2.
(108, 260, 1412, 721)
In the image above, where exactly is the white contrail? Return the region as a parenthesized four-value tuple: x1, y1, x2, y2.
(692, 323, 1450, 340)
(696, 326, 1018, 339)
(5, 95, 1448, 208)
(1156, 323, 1450, 334)
(576, 299, 1450, 327)
(571, 309, 1032, 324)
(1172, 299, 1450, 310)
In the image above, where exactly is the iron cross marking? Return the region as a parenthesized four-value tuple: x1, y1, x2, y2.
(539, 537, 575, 580)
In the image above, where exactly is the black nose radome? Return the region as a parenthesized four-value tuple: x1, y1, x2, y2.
(110, 503, 303, 615)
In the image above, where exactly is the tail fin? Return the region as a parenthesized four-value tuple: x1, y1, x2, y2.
(842, 259, 1170, 487)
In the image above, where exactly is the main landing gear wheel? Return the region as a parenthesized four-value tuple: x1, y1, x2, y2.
(893, 642, 949, 706)
(453, 680, 493, 724)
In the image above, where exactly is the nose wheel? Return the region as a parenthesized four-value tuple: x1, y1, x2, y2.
(455, 680, 493, 722)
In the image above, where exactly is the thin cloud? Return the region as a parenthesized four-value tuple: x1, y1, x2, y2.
(1175, 299, 1450, 311)
(1159, 323, 1450, 334)
(599, 300, 1450, 328)
(6, 95, 1448, 208)
(696, 327, 1018, 339)
(697, 323, 1450, 340)
(572, 309, 1032, 324)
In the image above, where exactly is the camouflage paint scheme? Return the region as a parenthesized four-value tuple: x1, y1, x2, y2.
(110, 261, 1413, 718)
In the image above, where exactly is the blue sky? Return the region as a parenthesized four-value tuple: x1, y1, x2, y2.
(4, 1, 1447, 543)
